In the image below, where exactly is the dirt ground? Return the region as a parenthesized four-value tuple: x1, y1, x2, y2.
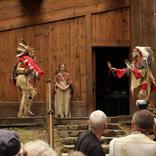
(5, 126, 63, 155)
(6, 126, 48, 143)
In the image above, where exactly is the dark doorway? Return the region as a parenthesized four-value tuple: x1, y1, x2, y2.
(93, 47, 130, 116)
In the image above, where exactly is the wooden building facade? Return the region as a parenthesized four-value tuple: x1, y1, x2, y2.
(0, 0, 155, 117)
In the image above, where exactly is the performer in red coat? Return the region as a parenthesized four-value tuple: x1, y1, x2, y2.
(11, 40, 44, 117)
(108, 46, 156, 114)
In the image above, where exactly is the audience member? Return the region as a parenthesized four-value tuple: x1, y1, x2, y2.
(69, 151, 85, 156)
(75, 110, 107, 156)
(0, 129, 21, 156)
(18, 140, 57, 156)
(109, 109, 156, 156)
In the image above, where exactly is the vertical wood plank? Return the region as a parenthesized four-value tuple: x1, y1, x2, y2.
(69, 18, 81, 100)
(76, 18, 86, 101)
(142, 0, 155, 47)
(85, 14, 93, 116)
(130, 0, 143, 48)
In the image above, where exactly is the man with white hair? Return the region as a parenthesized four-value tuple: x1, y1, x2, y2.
(74, 110, 107, 156)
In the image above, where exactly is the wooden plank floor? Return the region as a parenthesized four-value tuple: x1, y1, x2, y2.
(0, 115, 132, 127)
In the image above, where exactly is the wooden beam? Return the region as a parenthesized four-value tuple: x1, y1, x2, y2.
(0, 0, 129, 31)
(92, 40, 130, 47)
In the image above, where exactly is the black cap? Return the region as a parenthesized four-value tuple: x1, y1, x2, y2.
(0, 129, 21, 156)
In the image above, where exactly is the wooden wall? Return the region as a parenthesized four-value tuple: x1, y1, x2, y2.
(91, 8, 130, 46)
(0, 17, 87, 117)
(0, 0, 154, 117)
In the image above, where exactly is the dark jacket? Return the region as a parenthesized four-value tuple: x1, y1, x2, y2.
(75, 130, 105, 156)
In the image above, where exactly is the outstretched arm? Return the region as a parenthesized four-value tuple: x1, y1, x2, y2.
(125, 59, 132, 69)
(107, 61, 128, 79)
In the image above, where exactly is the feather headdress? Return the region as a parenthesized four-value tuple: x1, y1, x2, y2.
(16, 39, 35, 57)
(135, 46, 154, 66)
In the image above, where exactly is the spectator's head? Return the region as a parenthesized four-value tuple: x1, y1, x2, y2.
(132, 109, 155, 134)
(0, 129, 21, 156)
(136, 100, 148, 109)
(69, 151, 85, 156)
(88, 110, 107, 134)
(23, 140, 57, 156)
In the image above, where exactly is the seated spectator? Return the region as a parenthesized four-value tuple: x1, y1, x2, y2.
(69, 151, 85, 156)
(75, 110, 107, 156)
(109, 109, 156, 156)
(18, 140, 57, 156)
(0, 129, 21, 156)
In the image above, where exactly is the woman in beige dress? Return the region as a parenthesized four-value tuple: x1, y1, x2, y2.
(54, 64, 72, 117)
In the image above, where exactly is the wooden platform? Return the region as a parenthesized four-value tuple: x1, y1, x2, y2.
(0, 116, 46, 127)
(0, 115, 132, 127)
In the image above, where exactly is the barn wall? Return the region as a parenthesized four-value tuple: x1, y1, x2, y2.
(0, 0, 129, 31)
(91, 8, 130, 46)
(0, 0, 133, 117)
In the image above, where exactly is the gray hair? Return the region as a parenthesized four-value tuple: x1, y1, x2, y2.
(132, 109, 154, 132)
(88, 110, 107, 130)
(24, 140, 57, 156)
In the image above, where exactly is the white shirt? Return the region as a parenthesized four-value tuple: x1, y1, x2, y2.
(109, 131, 156, 156)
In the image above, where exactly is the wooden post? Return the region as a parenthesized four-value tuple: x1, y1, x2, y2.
(46, 79, 54, 148)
